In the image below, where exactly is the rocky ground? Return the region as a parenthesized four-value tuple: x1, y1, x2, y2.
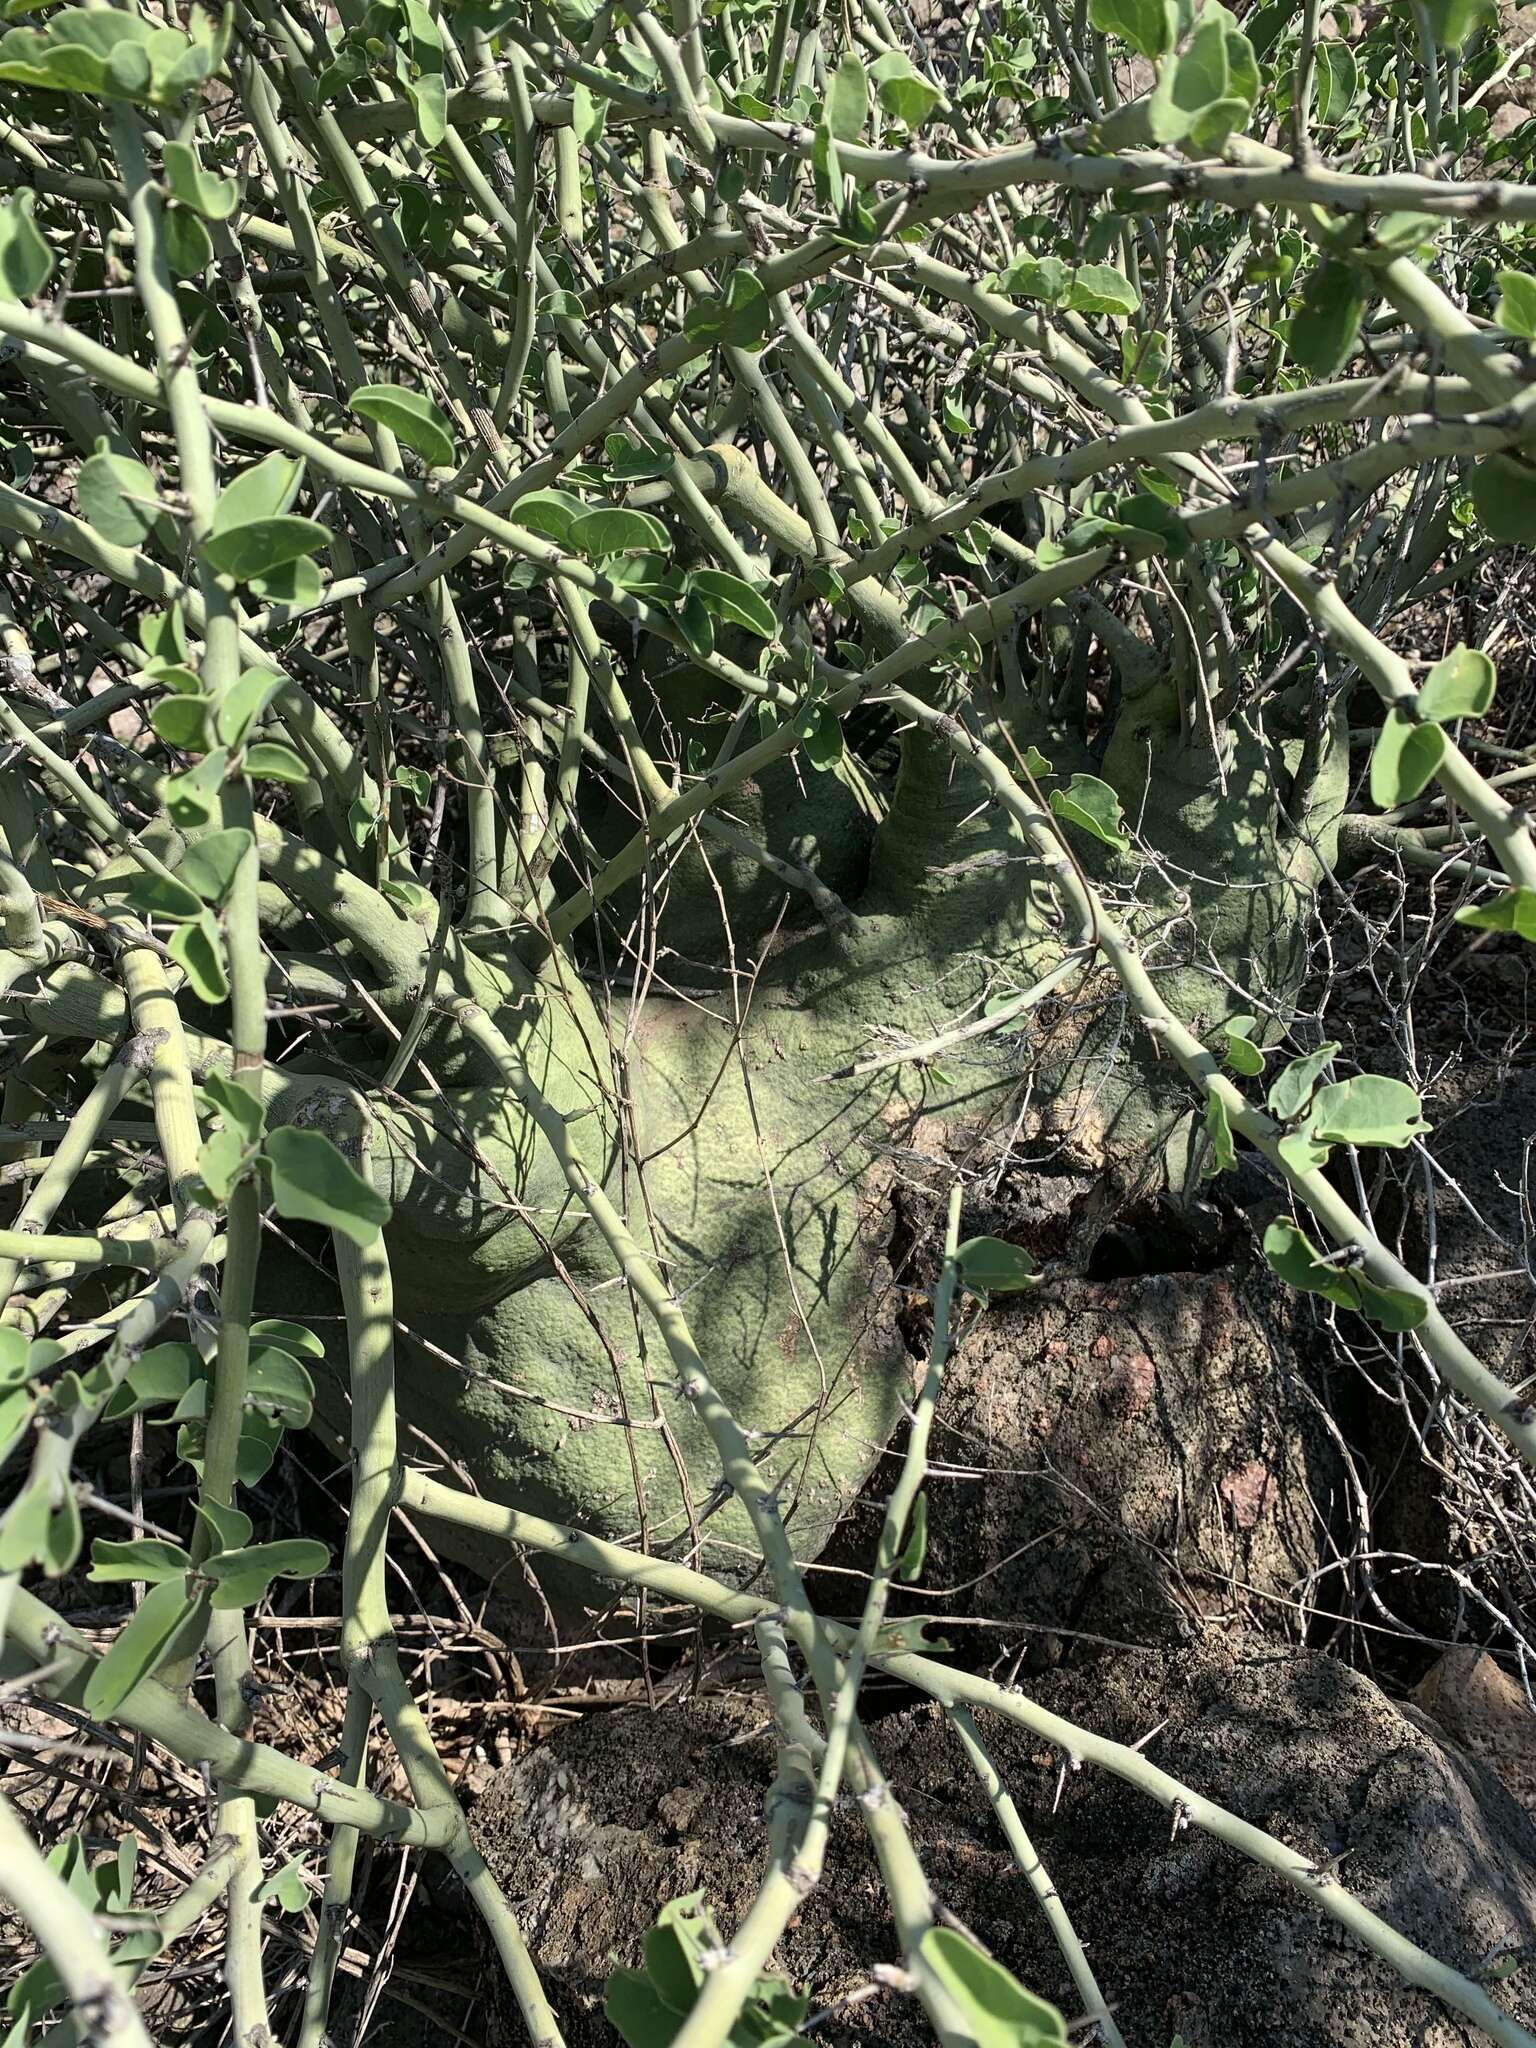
(470, 1641, 1536, 2048)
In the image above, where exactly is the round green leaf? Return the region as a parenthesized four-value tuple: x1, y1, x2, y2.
(180, 826, 252, 905)
(683, 268, 770, 352)
(1309, 1074, 1430, 1148)
(162, 139, 238, 220)
(88, 1537, 192, 1584)
(203, 1536, 328, 1609)
(243, 740, 310, 784)
(150, 692, 213, 751)
(1049, 772, 1129, 852)
(247, 553, 324, 607)
(0, 1328, 31, 1387)
(1263, 1218, 1427, 1330)
(1266, 1041, 1340, 1123)
(955, 1235, 1039, 1294)
(213, 452, 304, 532)
(1066, 264, 1140, 316)
(1218, 1014, 1264, 1077)
(256, 1857, 313, 1913)
(1369, 707, 1445, 808)
(165, 750, 227, 822)
(918, 1929, 1067, 2048)
(1203, 1090, 1236, 1175)
(1416, 645, 1495, 723)
(869, 48, 947, 123)
(203, 515, 329, 581)
(100, 1342, 200, 1421)
(898, 1490, 928, 1581)
(196, 1499, 254, 1555)
(824, 50, 869, 141)
(1262, 1216, 1358, 1309)
(82, 1578, 204, 1719)
(198, 1124, 253, 1201)
(1353, 1274, 1431, 1331)
(991, 255, 1069, 304)
(570, 506, 672, 557)
(672, 588, 715, 661)
(263, 1125, 392, 1245)
(0, 192, 54, 301)
(687, 567, 777, 640)
(349, 383, 458, 468)
(1454, 887, 1536, 939)
(244, 1344, 315, 1427)
(794, 699, 843, 771)
(1148, 13, 1230, 140)
(1422, 0, 1494, 48)
(78, 448, 171, 549)
(250, 1318, 326, 1359)
(1471, 454, 1536, 545)
(97, 869, 204, 921)
(169, 910, 229, 1004)
(1087, 0, 1176, 60)
(217, 667, 285, 748)
(1313, 40, 1357, 123)
(1495, 270, 1536, 342)
(511, 488, 589, 551)
(0, 1387, 34, 1470)
(0, 1479, 52, 1573)
(163, 205, 213, 279)
(1288, 259, 1368, 376)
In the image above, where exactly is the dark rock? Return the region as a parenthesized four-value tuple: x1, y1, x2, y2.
(815, 1251, 1343, 1652)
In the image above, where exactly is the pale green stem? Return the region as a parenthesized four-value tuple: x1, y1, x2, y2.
(947, 1707, 1127, 2048)
(0, 1794, 155, 2048)
(332, 1195, 565, 2048)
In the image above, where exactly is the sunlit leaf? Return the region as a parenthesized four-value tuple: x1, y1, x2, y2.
(870, 48, 946, 123)
(168, 910, 229, 1004)
(263, 1126, 391, 1245)
(163, 139, 238, 219)
(1495, 269, 1536, 341)
(1454, 887, 1536, 940)
(78, 447, 173, 551)
(1369, 707, 1445, 808)
(82, 1578, 204, 1718)
(824, 50, 869, 141)
(1309, 1074, 1429, 1148)
(570, 507, 672, 557)
(203, 515, 329, 581)
(683, 268, 770, 351)
(180, 827, 251, 905)
(687, 567, 777, 639)
(1049, 772, 1129, 852)
(1416, 644, 1495, 722)
(918, 1928, 1067, 2047)
(349, 383, 458, 468)
(1220, 1014, 1264, 1077)
(1266, 1042, 1339, 1123)
(0, 192, 54, 300)
(88, 1537, 192, 1584)
(203, 1536, 328, 1609)
(1471, 454, 1536, 544)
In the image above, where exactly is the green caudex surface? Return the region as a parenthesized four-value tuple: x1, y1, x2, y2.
(246, 655, 1348, 1589)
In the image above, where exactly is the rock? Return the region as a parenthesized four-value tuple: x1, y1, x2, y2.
(470, 1635, 1536, 2047)
(817, 1250, 1343, 1649)
(1415, 1648, 1536, 1814)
